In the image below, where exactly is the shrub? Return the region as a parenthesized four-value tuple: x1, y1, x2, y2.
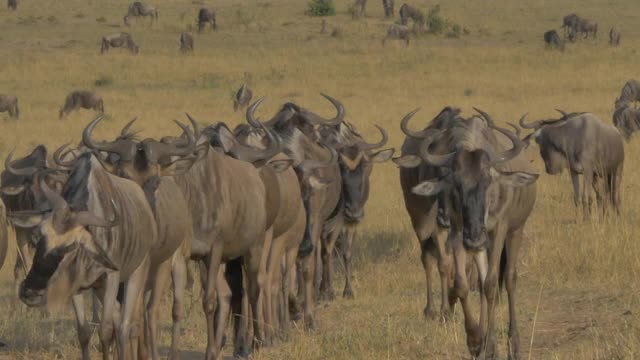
(426, 5, 446, 34)
(94, 75, 114, 87)
(305, 0, 336, 17)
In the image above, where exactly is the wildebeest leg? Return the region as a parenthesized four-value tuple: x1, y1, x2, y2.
(300, 254, 317, 330)
(91, 290, 101, 325)
(203, 245, 223, 360)
(100, 273, 120, 360)
(261, 228, 276, 346)
(282, 249, 296, 333)
(147, 259, 172, 360)
(591, 175, 606, 217)
(435, 229, 453, 320)
(118, 256, 150, 360)
(169, 252, 188, 360)
(505, 229, 523, 360)
(319, 226, 340, 301)
(342, 226, 357, 299)
(570, 170, 581, 208)
(483, 226, 508, 359)
(612, 165, 623, 215)
(72, 294, 92, 360)
(582, 169, 594, 218)
(474, 249, 488, 334)
(214, 267, 232, 353)
(226, 258, 250, 358)
(421, 239, 436, 319)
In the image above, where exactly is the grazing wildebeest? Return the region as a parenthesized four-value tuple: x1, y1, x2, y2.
(615, 79, 640, 109)
(101, 32, 139, 54)
(124, 1, 158, 26)
(521, 111, 624, 215)
(245, 96, 344, 320)
(383, 24, 410, 45)
(609, 27, 621, 46)
(406, 109, 538, 359)
(7, 0, 16, 10)
(382, 0, 395, 18)
(562, 13, 580, 37)
(0, 94, 19, 119)
(399, 3, 425, 28)
(233, 83, 253, 112)
(81, 117, 195, 360)
(59, 91, 104, 119)
(197, 8, 217, 33)
(179, 32, 194, 53)
(317, 121, 394, 299)
(578, 18, 598, 39)
(613, 103, 640, 140)
(392, 107, 465, 319)
(544, 30, 564, 50)
(351, 0, 367, 19)
(9, 151, 158, 360)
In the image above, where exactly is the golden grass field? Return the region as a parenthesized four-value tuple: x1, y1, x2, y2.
(0, 0, 639, 358)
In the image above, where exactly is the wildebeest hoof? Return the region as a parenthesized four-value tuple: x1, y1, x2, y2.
(423, 307, 438, 320)
(304, 317, 318, 332)
(437, 214, 451, 228)
(440, 309, 453, 323)
(290, 311, 302, 322)
(343, 288, 355, 299)
(233, 347, 252, 359)
(319, 290, 335, 302)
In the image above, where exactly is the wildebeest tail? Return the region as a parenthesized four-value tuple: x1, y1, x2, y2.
(498, 245, 507, 292)
(14, 98, 19, 119)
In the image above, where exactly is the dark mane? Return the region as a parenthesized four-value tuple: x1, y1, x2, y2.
(61, 152, 92, 212)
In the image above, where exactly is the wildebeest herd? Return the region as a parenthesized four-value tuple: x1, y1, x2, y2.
(0, 1, 639, 360)
(544, 12, 620, 50)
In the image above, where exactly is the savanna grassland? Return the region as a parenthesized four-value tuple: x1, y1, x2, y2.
(0, 0, 639, 359)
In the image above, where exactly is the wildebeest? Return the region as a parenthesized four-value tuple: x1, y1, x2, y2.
(521, 111, 624, 215)
(0, 94, 19, 119)
(179, 32, 194, 53)
(101, 32, 139, 54)
(317, 121, 394, 299)
(124, 1, 158, 26)
(544, 30, 564, 51)
(613, 104, 640, 140)
(562, 13, 580, 37)
(0, 199, 6, 272)
(578, 18, 598, 39)
(403, 108, 538, 359)
(197, 8, 217, 33)
(399, 3, 425, 29)
(9, 151, 158, 360)
(609, 27, 621, 46)
(81, 117, 195, 360)
(383, 24, 410, 45)
(59, 91, 104, 119)
(233, 83, 253, 112)
(382, 0, 395, 18)
(7, 0, 16, 10)
(350, 0, 367, 19)
(615, 79, 640, 109)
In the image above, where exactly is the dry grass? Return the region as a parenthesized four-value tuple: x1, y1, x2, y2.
(0, 0, 639, 359)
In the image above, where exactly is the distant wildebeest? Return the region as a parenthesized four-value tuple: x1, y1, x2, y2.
(351, 0, 367, 19)
(124, 1, 158, 26)
(615, 79, 640, 109)
(401, 108, 538, 359)
(0, 94, 19, 119)
(578, 18, 598, 39)
(9, 152, 158, 360)
(7, 0, 16, 11)
(399, 3, 424, 29)
(179, 32, 194, 53)
(382, 0, 395, 18)
(609, 27, 621, 46)
(197, 8, 217, 33)
(562, 13, 580, 37)
(59, 91, 104, 119)
(0, 199, 6, 272)
(613, 104, 640, 140)
(383, 24, 410, 45)
(101, 32, 139, 54)
(521, 111, 624, 216)
(233, 83, 253, 112)
(544, 30, 564, 50)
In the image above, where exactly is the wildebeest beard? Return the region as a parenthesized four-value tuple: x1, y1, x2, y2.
(24, 238, 74, 291)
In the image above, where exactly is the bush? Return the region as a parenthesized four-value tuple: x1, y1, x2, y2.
(426, 5, 446, 34)
(94, 75, 114, 87)
(305, 0, 336, 17)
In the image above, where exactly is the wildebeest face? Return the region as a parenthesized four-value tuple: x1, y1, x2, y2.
(536, 135, 565, 175)
(338, 146, 394, 222)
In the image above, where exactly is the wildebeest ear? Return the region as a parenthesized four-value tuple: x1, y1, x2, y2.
(308, 175, 332, 189)
(392, 155, 421, 168)
(411, 180, 448, 197)
(491, 168, 539, 187)
(369, 148, 395, 163)
(0, 184, 27, 196)
(8, 213, 45, 228)
(268, 159, 294, 173)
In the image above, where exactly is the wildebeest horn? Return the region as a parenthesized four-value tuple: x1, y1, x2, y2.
(519, 113, 568, 130)
(298, 144, 336, 173)
(473, 107, 495, 127)
(358, 125, 388, 150)
(40, 180, 71, 231)
(506, 122, 521, 136)
(53, 143, 77, 168)
(246, 97, 266, 128)
(120, 118, 137, 137)
(300, 93, 345, 126)
(489, 116, 526, 166)
(555, 109, 567, 117)
(418, 130, 456, 167)
(166, 120, 197, 156)
(185, 113, 201, 140)
(400, 108, 433, 138)
(4, 150, 38, 176)
(76, 199, 119, 228)
(231, 122, 282, 163)
(83, 116, 131, 156)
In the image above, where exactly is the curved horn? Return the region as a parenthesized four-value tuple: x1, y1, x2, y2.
(519, 113, 543, 130)
(400, 108, 432, 138)
(53, 143, 77, 168)
(40, 179, 68, 215)
(300, 93, 345, 126)
(4, 150, 38, 176)
(359, 125, 388, 150)
(488, 120, 526, 166)
(246, 97, 266, 128)
(298, 144, 336, 173)
(555, 109, 568, 117)
(82, 115, 123, 154)
(506, 122, 521, 137)
(418, 130, 456, 167)
(472, 107, 495, 127)
(76, 199, 119, 228)
(170, 120, 197, 156)
(185, 113, 201, 140)
(120, 117, 137, 137)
